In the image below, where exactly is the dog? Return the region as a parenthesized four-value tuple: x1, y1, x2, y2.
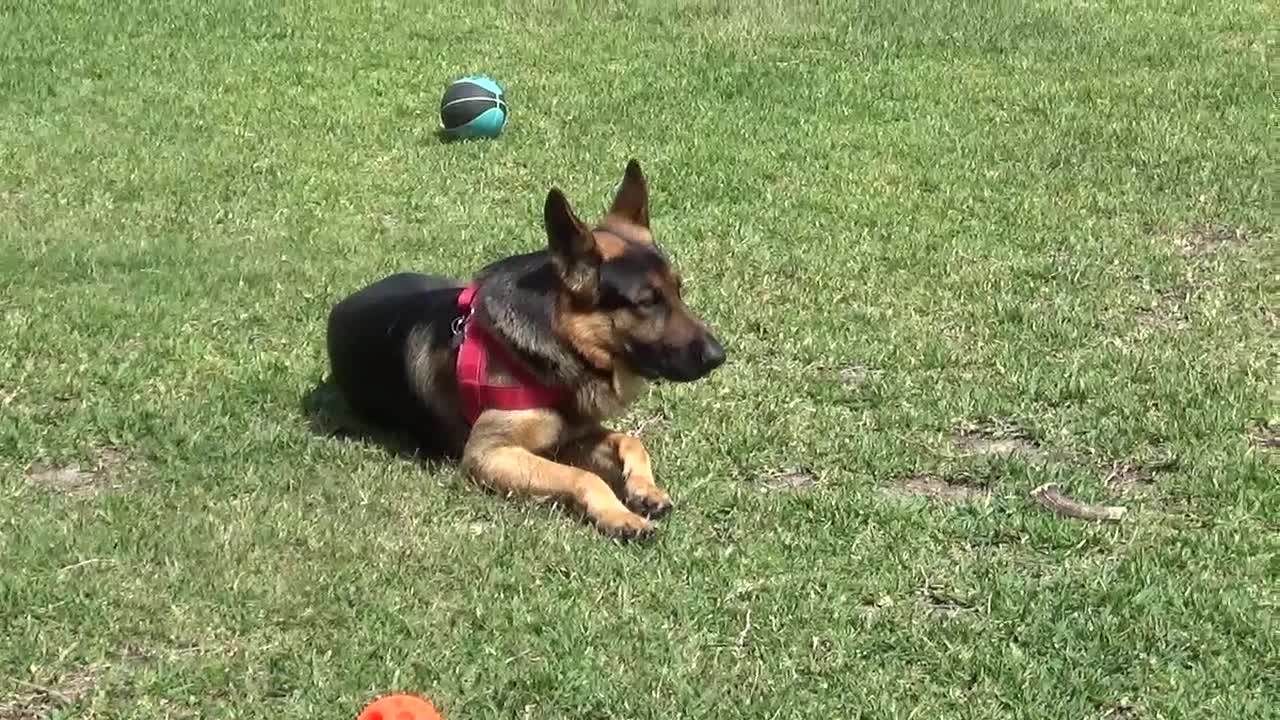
(326, 160, 725, 538)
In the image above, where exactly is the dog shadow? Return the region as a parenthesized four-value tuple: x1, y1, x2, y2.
(300, 379, 656, 541)
(300, 378, 434, 462)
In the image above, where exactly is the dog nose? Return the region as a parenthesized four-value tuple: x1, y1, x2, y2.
(700, 335, 726, 371)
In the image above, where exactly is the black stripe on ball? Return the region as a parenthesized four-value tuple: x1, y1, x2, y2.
(440, 82, 504, 130)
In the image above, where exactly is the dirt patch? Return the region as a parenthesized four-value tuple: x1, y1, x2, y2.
(1248, 421, 1279, 451)
(1171, 222, 1255, 257)
(919, 580, 976, 618)
(1102, 448, 1178, 495)
(1103, 462, 1157, 494)
(854, 595, 896, 624)
(950, 418, 1043, 459)
(834, 364, 882, 389)
(861, 595, 895, 612)
(756, 466, 820, 492)
(619, 408, 670, 438)
(888, 473, 988, 503)
(809, 634, 836, 659)
(0, 666, 100, 719)
(115, 638, 227, 665)
(1260, 306, 1279, 332)
(24, 447, 131, 497)
(1101, 702, 1141, 719)
(466, 520, 495, 536)
(1222, 30, 1267, 55)
(1135, 285, 1194, 332)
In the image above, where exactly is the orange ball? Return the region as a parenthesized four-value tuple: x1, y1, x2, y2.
(358, 694, 442, 720)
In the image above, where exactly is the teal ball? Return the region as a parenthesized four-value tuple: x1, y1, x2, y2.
(440, 76, 507, 139)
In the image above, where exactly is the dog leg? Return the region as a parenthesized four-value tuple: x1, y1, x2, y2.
(609, 433, 673, 519)
(558, 431, 673, 519)
(463, 412, 654, 539)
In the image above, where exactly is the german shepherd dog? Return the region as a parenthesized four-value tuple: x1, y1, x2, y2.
(326, 160, 725, 538)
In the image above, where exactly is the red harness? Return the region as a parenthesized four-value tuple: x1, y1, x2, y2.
(455, 284, 569, 425)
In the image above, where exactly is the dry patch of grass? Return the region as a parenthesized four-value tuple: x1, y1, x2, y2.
(1135, 284, 1195, 332)
(1103, 461, 1159, 495)
(24, 447, 132, 497)
(918, 578, 979, 619)
(1170, 222, 1257, 258)
(618, 407, 671, 439)
(950, 418, 1044, 459)
(755, 465, 820, 492)
(1100, 702, 1142, 719)
(1247, 421, 1279, 451)
(1259, 305, 1278, 332)
(834, 364, 882, 389)
(0, 666, 101, 720)
(887, 473, 989, 503)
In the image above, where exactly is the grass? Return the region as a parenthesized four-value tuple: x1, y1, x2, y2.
(1, 0, 1276, 717)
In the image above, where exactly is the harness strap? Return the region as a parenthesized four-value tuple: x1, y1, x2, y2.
(455, 284, 568, 425)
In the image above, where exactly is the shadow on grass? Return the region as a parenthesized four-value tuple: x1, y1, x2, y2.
(300, 379, 650, 540)
(300, 378, 441, 462)
(433, 128, 503, 145)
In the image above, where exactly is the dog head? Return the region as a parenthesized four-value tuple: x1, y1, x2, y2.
(546, 160, 725, 382)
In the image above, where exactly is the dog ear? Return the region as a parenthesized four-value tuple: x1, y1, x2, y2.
(545, 188, 600, 302)
(607, 158, 649, 228)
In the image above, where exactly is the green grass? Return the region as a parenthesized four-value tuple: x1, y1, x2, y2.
(2, 0, 1277, 717)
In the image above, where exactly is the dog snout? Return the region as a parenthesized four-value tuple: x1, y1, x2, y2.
(631, 334, 726, 382)
(698, 334, 726, 373)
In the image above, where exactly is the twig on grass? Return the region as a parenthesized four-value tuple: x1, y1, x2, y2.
(1030, 483, 1127, 522)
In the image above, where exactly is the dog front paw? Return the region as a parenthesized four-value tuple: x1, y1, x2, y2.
(597, 508, 656, 540)
(626, 483, 673, 519)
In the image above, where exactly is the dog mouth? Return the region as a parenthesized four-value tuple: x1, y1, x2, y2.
(630, 362, 662, 380)
(626, 337, 726, 382)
